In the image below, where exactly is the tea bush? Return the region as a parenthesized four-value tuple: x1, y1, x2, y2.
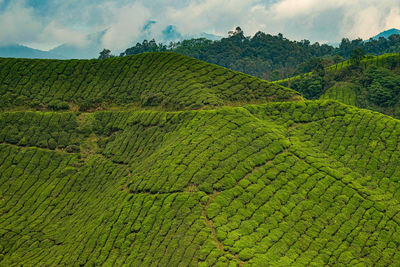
(1, 101, 400, 265)
(0, 53, 301, 111)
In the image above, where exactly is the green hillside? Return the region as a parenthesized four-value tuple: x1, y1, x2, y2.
(119, 29, 400, 80)
(320, 82, 357, 106)
(2, 100, 400, 266)
(276, 53, 400, 118)
(0, 52, 300, 111)
(2, 53, 400, 266)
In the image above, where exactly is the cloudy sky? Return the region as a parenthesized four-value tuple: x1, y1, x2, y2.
(1, 0, 399, 51)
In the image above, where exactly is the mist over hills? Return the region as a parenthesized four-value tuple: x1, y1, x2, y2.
(0, 28, 398, 63)
(0, 21, 222, 60)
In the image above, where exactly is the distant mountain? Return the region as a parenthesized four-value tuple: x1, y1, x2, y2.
(160, 25, 222, 43)
(0, 30, 105, 60)
(1, 24, 222, 59)
(0, 44, 64, 59)
(372, 28, 400, 40)
(142, 20, 222, 44)
(161, 25, 183, 42)
(49, 30, 106, 59)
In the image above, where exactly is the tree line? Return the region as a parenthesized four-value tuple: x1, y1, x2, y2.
(99, 27, 400, 80)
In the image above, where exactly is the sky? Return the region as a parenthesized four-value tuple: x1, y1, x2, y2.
(0, 0, 399, 51)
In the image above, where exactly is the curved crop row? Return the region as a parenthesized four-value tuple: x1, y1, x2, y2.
(2, 101, 400, 265)
(0, 52, 301, 111)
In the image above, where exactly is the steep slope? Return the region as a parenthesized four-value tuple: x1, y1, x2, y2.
(0, 52, 301, 111)
(1, 101, 400, 266)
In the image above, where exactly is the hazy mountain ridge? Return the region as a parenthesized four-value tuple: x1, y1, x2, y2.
(0, 44, 64, 59)
(373, 28, 400, 40)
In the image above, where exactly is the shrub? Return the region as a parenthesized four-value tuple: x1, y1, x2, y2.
(239, 248, 254, 261)
(66, 145, 80, 153)
(48, 138, 57, 150)
(48, 100, 70, 111)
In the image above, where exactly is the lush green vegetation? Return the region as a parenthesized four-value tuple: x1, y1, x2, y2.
(320, 82, 357, 106)
(120, 30, 336, 80)
(276, 53, 400, 119)
(2, 51, 400, 265)
(338, 35, 400, 58)
(0, 52, 300, 111)
(117, 29, 400, 80)
(2, 100, 400, 265)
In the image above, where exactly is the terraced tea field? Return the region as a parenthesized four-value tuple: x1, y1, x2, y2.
(1, 53, 400, 266)
(320, 82, 357, 106)
(0, 52, 300, 111)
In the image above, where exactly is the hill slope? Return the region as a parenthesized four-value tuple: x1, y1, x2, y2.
(1, 101, 400, 265)
(0, 52, 300, 111)
(276, 53, 400, 118)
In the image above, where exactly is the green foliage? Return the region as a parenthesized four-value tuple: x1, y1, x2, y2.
(368, 81, 393, 105)
(320, 82, 357, 106)
(350, 48, 366, 65)
(48, 100, 70, 111)
(122, 31, 336, 80)
(0, 52, 300, 111)
(118, 31, 400, 80)
(1, 101, 400, 265)
(278, 53, 400, 119)
(339, 35, 400, 58)
(2, 44, 400, 266)
(290, 73, 325, 99)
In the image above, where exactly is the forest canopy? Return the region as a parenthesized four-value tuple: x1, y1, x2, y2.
(108, 28, 400, 80)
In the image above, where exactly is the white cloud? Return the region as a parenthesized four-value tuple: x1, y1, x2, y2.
(101, 2, 152, 50)
(267, 0, 400, 40)
(0, 0, 91, 49)
(385, 7, 400, 31)
(0, 1, 42, 46)
(164, 0, 256, 35)
(1, 0, 400, 51)
(341, 5, 382, 39)
(41, 22, 90, 48)
(267, 0, 361, 20)
(338, 0, 400, 39)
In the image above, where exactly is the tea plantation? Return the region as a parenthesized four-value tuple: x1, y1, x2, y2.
(1, 53, 400, 266)
(320, 82, 357, 106)
(0, 52, 300, 111)
(276, 53, 400, 119)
